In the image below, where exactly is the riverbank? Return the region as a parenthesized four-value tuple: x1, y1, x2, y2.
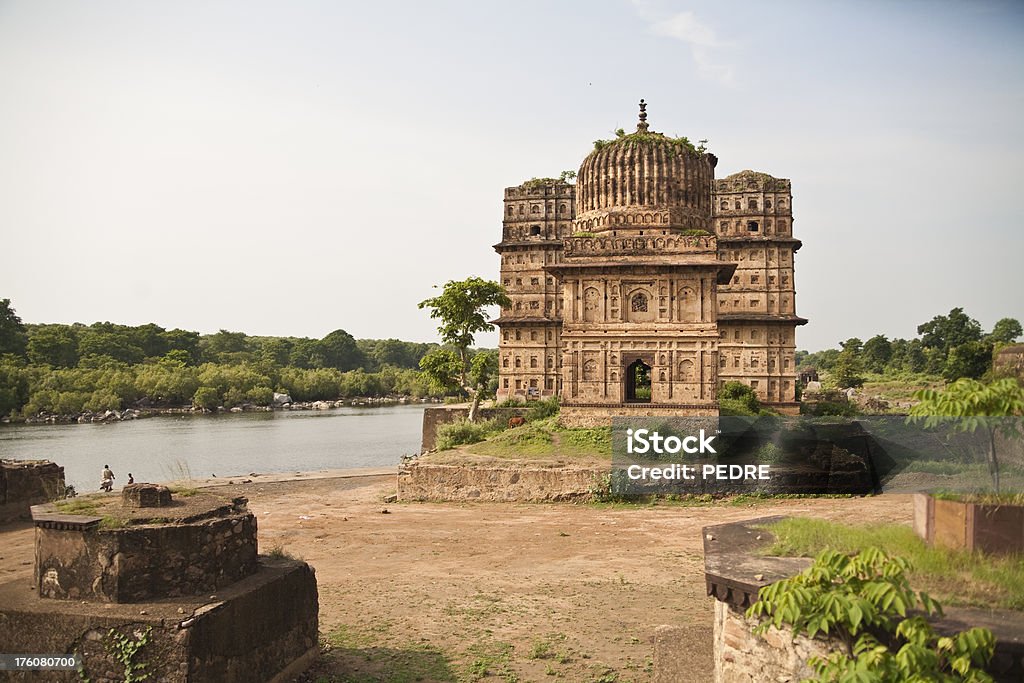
(0, 472, 913, 682)
(3, 395, 442, 426)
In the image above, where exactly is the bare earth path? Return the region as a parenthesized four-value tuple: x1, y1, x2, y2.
(0, 475, 913, 683)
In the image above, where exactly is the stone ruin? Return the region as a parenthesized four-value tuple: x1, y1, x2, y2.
(0, 459, 65, 524)
(0, 482, 319, 682)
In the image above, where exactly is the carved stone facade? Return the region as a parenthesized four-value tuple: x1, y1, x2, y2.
(714, 171, 806, 412)
(496, 102, 806, 422)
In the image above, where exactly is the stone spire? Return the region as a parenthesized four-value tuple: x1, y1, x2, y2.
(637, 99, 649, 133)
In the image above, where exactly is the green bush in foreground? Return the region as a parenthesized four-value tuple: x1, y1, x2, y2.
(434, 418, 504, 450)
(748, 547, 995, 682)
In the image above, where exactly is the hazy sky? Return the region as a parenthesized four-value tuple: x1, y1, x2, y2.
(1, 1, 1022, 351)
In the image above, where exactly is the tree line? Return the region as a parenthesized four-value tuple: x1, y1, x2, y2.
(0, 298, 445, 417)
(797, 307, 1022, 388)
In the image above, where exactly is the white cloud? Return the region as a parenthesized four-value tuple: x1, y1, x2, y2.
(649, 10, 736, 86)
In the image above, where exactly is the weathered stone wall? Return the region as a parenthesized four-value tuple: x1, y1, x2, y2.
(712, 599, 830, 683)
(0, 558, 318, 683)
(35, 510, 258, 602)
(560, 403, 718, 428)
(0, 459, 64, 524)
(420, 406, 528, 453)
(398, 461, 604, 502)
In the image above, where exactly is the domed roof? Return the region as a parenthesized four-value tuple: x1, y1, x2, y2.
(574, 100, 717, 235)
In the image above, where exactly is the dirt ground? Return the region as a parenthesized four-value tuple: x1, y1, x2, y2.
(0, 473, 913, 683)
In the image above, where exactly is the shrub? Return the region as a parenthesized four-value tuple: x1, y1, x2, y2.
(435, 418, 504, 450)
(525, 396, 560, 421)
(192, 386, 220, 410)
(748, 547, 995, 682)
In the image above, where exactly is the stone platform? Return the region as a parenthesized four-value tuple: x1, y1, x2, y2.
(0, 556, 319, 683)
(31, 490, 258, 603)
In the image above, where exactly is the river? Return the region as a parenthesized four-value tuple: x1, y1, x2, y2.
(0, 404, 425, 493)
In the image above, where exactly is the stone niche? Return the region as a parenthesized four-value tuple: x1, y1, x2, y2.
(33, 487, 258, 603)
(0, 459, 65, 524)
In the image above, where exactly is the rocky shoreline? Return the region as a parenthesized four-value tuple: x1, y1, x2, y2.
(2, 395, 442, 426)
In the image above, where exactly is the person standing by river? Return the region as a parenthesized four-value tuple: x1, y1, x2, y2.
(100, 465, 115, 492)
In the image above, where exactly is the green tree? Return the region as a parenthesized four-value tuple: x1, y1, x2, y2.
(418, 347, 464, 396)
(319, 329, 366, 371)
(862, 334, 893, 374)
(466, 349, 499, 420)
(0, 299, 28, 357)
(909, 378, 1024, 493)
(987, 317, 1022, 345)
(831, 349, 865, 389)
(942, 340, 993, 381)
(719, 381, 761, 415)
(918, 308, 983, 357)
(201, 329, 251, 363)
(418, 277, 511, 388)
(78, 324, 145, 364)
(27, 324, 80, 367)
(0, 355, 29, 416)
(192, 386, 220, 411)
(160, 328, 202, 363)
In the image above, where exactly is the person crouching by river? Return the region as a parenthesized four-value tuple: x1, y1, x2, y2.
(100, 465, 115, 492)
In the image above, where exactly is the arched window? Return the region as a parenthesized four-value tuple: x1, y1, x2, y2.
(502, 358, 509, 368)
(531, 205, 540, 214)
(530, 357, 538, 368)
(631, 292, 648, 313)
(749, 198, 758, 210)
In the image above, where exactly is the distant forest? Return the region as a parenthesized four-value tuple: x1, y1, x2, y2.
(797, 307, 1021, 388)
(0, 298, 446, 418)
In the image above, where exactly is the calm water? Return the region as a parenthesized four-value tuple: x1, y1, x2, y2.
(0, 405, 425, 493)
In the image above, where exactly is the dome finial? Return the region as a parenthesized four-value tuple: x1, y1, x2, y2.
(637, 99, 649, 132)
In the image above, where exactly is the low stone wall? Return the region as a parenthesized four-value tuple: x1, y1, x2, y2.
(420, 406, 529, 452)
(398, 461, 605, 502)
(713, 599, 830, 682)
(0, 459, 65, 524)
(34, 502, 258, 603)
(688, 517, 1024, 683)
(0, 557, 318, 683)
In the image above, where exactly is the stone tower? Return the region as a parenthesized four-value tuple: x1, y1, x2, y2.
(712, 171, 806, 413)
(548, 101, 736, 427)
(495, 101, 805, 421)
(493, 179, 575, 401)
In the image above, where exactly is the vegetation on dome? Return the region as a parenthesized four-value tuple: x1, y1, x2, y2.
(592, 128, 708, 155)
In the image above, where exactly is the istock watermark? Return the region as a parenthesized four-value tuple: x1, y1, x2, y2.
(609, 416, 1024, 498)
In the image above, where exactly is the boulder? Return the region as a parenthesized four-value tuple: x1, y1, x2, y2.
(272, 392, 293, 406)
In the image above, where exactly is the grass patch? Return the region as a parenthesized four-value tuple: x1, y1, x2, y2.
(435, 417, 505, 450)
(761, 517, 1024, 610)
(323, 625, 457, 683)
(98, 516, 129, 530)
(265, 545, 300, 561)
(54, 498, 103, 515)
(465, 640, 517, 682)
(168, 486, 199, 497)
(467, 416, 611, 460)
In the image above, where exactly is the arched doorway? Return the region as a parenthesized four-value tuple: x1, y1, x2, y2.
(625, 359, 651, 402)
